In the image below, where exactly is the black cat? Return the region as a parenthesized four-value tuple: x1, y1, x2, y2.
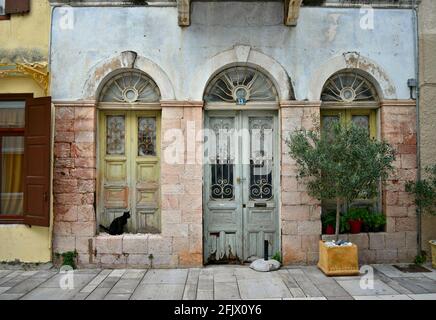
(100, 211, 131, 235)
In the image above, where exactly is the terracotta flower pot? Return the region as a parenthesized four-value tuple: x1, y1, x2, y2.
(325, 225, 335, 235)
(348, 219, 362, 234)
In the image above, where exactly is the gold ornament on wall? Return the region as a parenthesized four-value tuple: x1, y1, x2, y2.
(0, 62, 49, 95)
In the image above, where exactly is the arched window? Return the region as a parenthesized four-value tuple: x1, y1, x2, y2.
(204, 66, 278, 104)
(320, 70, 379, 138)
(99, 70, 161, 103)
(320, 71, 381, 229)
(321, 71, 378, 103)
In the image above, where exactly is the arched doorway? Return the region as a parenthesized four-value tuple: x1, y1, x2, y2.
(97, 69, 162, 234)
(203, 66, 280, 264)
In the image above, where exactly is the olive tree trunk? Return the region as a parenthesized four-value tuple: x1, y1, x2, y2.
(335, 198, 341, 242)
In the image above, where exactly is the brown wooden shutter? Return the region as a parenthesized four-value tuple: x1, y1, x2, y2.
(23, 96, 51, 227)
(5, 0, 30, 14)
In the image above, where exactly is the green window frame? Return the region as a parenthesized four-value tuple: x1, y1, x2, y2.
(320, 108, 380, 216)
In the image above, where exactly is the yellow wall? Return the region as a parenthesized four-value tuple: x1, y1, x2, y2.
(0, 78, 45, 97)
(0, 0, 50, 53)
(0, 226, 51, 262)
(0, 1, 52, 263)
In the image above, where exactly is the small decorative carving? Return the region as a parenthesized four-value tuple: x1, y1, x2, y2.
(0, 62, 49, 95)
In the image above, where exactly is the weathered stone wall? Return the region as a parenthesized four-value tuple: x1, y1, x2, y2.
(53, 105, 97, 266)
(283, 102, 418, 265)
(52, 104, 203, 268)
(280, 103, 322, 265)
(380, 103, 418, 263)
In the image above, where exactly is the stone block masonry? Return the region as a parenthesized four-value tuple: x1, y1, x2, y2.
(280, 104, 322, 265)
(52, 101, 417, 267)
(281, 102, 418, 265)
(52, 104, 203, 268)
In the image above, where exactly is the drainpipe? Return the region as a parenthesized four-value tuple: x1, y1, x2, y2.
(412, 0, 422, 255)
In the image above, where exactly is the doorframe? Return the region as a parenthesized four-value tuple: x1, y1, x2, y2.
(202, 106, 281, 263)
(95, 104, 161, 235)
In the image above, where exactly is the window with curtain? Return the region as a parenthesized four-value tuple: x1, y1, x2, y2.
(0, 101, 25, 216)
(0, 0, 4, 15)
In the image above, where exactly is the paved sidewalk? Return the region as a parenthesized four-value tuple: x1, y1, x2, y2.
(0, 264, 435, 300)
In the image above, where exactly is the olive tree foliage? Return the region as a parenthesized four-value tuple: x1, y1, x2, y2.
(287, 121, 396, 240)
(406, 165, 436, 215)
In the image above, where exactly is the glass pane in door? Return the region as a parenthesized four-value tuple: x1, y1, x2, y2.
(138, 117, 156, 156)
(209, 117, 235, 200)
(249, 117, 273, 200)
(106, 115, 125, 155)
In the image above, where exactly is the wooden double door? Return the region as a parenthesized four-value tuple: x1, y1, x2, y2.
(204, 110, 279, 263)
(98, 110, 161, 234)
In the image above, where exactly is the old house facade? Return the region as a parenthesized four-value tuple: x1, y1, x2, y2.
(0, 0, 52, 263)
(47, 0, 419, 268)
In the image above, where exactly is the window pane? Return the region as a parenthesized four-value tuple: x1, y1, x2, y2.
(0, 0, 5, 15)
(352, 115, 370, 132)
(249, 117, 273, 200)
(322, 115, 339, 133)
(209, 117, 235, 200)
(211, 162, 234, 199)
(0, 101, 25, 128)
(138, 117, 156, 156)
(106, 116, 125, 155)
(1, 136, 24, 215)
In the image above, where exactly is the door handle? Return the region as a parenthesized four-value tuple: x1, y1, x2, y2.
(236, 177, 246, 184)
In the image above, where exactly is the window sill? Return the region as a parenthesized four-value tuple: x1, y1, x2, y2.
(0, 217, 25, 224)
(0, 15, 10, 20)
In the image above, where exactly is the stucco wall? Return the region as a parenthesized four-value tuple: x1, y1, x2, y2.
(419, 0, 436, 256)
(0, 0, 50, 62)
(50, 3, 416, 102)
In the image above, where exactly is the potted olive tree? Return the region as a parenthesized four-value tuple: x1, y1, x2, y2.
(406, 165, 436, 268)
(287, 121, 395, 275)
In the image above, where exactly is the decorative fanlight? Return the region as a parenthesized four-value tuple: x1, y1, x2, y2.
(100, 70, 160, 103)
(204, 66, 278, 103)
(321, 72, 377, 103)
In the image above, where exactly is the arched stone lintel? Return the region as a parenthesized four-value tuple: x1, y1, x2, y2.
(307, 53, 397, 101)
(82, 51, 176, 101)
(190, 45, 293, 101)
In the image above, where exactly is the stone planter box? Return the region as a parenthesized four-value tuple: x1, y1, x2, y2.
(317, 240, 359, 276)
(430, 241, 436, 269)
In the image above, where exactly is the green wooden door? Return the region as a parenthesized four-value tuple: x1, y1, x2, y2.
(99, 110, 161, 234)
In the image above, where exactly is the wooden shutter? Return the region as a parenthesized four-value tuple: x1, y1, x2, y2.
(5, 0, 30, 14)
(23, 97, 51, 227)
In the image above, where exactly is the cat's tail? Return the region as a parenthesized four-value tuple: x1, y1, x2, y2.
(99, 224, 110, 233)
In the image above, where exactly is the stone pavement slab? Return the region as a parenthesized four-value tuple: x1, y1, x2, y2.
(141, 269, 188, 284)
(183, 268, 200, 300)
(353, 294, 412, 300)
(408, 293, 436, 300)
(337, 279, 399, 296)
(131, 284, 185, 300)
